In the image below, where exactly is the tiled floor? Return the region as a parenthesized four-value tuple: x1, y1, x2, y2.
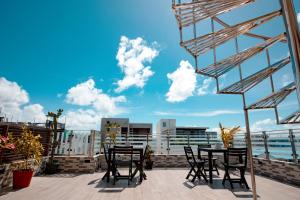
(1, 169, 299, 200)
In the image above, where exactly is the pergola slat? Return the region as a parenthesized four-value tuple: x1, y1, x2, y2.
(195, 33, 286, 78)
(280, 110, 300, 124)
(219, 57, 290, 94)
(246, 82, 296, 110)
(180, 10, 281, 56)
(172, 0, 254, 28)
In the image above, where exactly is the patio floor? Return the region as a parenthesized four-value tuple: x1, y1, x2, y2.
(1, 169, 299, 200)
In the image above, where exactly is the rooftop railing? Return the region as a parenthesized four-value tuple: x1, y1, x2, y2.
(55, 129, 300, 163)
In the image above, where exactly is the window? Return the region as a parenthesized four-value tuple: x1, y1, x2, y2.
(162, 122, 167, 127)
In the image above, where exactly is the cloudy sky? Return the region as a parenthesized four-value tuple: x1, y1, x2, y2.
(0, 0, 300, 132)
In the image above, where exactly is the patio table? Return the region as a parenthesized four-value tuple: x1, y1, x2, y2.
(106, 147, 144, 183)
(198, 148, 227, 184)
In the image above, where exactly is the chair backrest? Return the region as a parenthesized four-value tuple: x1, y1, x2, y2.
(225, 147, 248, 166)
(184, 146, 196, 166)
(113, 146, 134, 161)
(198, 144, 211, 160)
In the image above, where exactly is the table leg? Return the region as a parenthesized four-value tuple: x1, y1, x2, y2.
(139, 152, 143, 182)
(107, 150, 111, 183)
(208, 151, 213, 184)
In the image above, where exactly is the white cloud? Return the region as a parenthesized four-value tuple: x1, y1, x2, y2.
(0, 77, 46, 122)
(197, 78, 213, 96)
(115, 36, 159, 92)
(166, 60, 197, 102)
(66, 79, 126, 115)
(281, 73, 292, 87)
(154, 109, 242, 117)
(64, 109, 101, 130)
(297, 13, 300, 23)
(64, 79, 129, 129)
(22, 104, 47, 122)
(250, 118, 276, 132)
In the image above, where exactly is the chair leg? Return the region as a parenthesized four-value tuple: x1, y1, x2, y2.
(199, 166, 207, 182)
(227, 172, 234, 189)
(214, 161, 219, 175)
(101, 171, 108, 180)
(191, 170, 197, 182)
(186, 168, 193, 179)
(240, 169, 249, 189)
(222, 168, 233, 189)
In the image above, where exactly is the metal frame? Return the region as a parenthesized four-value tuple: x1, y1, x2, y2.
(247, 82, 296, 110)
(219, 57, 290, 94)
(171, 1, 300, 199)
(172, 0, 254, 28)
(196, 34, 286, 78)
(180, 10, 281, 57)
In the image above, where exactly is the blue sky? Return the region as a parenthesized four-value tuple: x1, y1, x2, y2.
(0, 0, 300, 132)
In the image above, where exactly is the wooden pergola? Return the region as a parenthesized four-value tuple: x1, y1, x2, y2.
(171, 1, 300, 200)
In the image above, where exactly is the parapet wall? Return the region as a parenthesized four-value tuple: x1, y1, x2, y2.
(253, 158, 300, 186)
(53, 155, 101, 173)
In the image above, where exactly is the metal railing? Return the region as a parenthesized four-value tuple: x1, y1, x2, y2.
(54, 129, 300, 163)
(233, 129, 300, 163)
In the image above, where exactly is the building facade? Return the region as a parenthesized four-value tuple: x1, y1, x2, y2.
(100, 118, 152, 136)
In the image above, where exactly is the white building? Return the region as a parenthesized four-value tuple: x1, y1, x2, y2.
(156, 119, 217, 153)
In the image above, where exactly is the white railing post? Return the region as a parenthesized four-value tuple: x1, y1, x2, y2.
(68, 131, 74, 156)
(167, 133, 170, 155)
(288, 129, 298, 163)
(262, 131, 270, 160)
(206, 132, 210, 145)
(156, 132, 162, 154)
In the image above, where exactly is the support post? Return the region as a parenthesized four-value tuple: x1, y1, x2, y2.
(167, 133, 170, 155)
(262, 131, 270, 160)
(280, 0, 300, 107)
(68, 131, 74, 157)
(235, 35, 257, 200)
(206, 132, 210, 145)
(288, 129, 298, 163)
(244, 108, 257, 200)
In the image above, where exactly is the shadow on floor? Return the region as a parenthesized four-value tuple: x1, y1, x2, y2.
(38, 173, 83, 178)
(88, 176, 141, 193)
(183, 177, 258, 198)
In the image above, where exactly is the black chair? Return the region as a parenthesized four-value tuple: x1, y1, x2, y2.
(222, 147, 249, 189)
(198, 144, 219, 175)
(112, 146, 133, 185)
(101, 144, 119, 181)
(132, 145, 148, 180)
(184, 146, 207, 183)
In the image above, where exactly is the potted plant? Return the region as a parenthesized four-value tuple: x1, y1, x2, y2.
(12, 126, 43, 189)
(144, 145, 154, 170)
(104, 122, 120, 147)
(219, 123, 240, 148)
(45, 109, 63, 174)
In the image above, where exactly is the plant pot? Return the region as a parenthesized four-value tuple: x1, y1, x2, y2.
(13, 169, 34, 189)
(45, 162, 59, 174)
(145, 161, 153, 170)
